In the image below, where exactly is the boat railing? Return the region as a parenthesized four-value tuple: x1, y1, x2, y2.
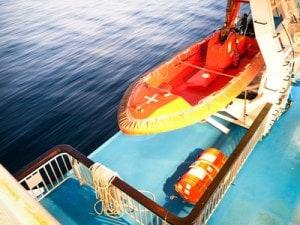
(15, 145, 171, 225)
(15, 102, 272, 225)
(192, 102, 272, 224)
(15, 146, 94, 201)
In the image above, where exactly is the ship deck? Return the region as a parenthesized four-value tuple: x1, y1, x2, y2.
(41, 86, 300, 224)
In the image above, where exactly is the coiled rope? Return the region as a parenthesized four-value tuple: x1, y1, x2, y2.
(91, 163, 124, 218)
(72, 161, 157, 220)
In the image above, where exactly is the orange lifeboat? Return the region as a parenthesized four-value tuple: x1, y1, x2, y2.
(118, 0, 262, 135)
(118, 30, 264, 135)
(175, 148, 227, 204)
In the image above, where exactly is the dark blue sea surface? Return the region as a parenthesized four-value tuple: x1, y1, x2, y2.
(0, 0, 225, 173)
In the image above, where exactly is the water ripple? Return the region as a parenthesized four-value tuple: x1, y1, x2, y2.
(0, 0, 225, 172)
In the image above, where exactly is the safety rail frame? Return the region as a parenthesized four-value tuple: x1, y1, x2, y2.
(15, 103, 272, 225)
(18, 153, 69, 200)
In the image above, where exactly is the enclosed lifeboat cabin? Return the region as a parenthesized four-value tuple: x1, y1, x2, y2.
(175, 148, 227, 204)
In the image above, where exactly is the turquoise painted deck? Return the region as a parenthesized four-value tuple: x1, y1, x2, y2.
(41, 178, 135, 225)
(42, 87, 300, 224)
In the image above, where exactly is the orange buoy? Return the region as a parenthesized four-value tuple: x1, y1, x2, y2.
(175, 148, 227, 204)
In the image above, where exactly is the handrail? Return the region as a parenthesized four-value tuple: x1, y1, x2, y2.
(15, 103, 272, 225)
(15, 145, 94, 181)
(186, 102, 272, 223)
(15, 144, 180, 223)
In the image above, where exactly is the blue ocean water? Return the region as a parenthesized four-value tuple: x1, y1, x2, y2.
(0, 0, 226, 173)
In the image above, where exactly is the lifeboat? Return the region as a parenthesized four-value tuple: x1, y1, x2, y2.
(175, 148, 227, 204)
(118, 1, 265, 135)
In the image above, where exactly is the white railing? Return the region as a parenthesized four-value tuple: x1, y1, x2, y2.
(119, 191, 169, 225)
(19, 153, 74, 201)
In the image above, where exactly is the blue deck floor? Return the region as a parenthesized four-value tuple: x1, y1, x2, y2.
(41, 178, 135, 225)
(42, 87, 300, 224)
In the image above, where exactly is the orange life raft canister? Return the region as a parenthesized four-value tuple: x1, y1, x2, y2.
(175, 148, 227, 204)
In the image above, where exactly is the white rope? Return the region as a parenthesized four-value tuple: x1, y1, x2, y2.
(73, 161, 158, 222)
(91, 163, 124, 218)
(72, 159, 87, 185)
